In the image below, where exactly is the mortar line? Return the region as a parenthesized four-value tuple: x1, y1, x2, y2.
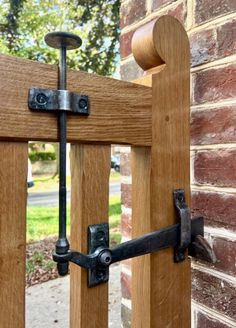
(191, 184, 236, 194)
(204, 226, 236, 241)
(192, 301, 236, 327)
(191, 261, 236, 285)
(191, 99, 236, 111)
(190, 144, 236, 150)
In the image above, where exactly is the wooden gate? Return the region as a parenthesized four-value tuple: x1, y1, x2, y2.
(0, 16, 191, 327)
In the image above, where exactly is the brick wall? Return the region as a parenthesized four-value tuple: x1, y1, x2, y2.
(119, 1, 236, 327)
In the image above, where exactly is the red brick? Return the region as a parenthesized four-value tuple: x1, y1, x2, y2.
(191, 191, 236, 230)
(217, 19, 236, 58)
(191, 106, 236, 145)
(121, 271, 132, 299)
(193, 64, 236, 105)
(194, 150, 236, 187)
(167, 1, 186, 25)
(121, 213, 132, 238)
(120, 0, 147, 29)
(121, 183, 132, 208)
(196, 312, 232, 328)
(121, 258, 132, 269)
(120, 152, 131, 176)
(152, 0, 178, 11)
(190, 29, 216, 67)
(120, 59, 144, 81)
(120, 30, 134, 59)
(192, 269, 236, 319)
(195, 0, 236, 25)
(212, 237, 236, 276)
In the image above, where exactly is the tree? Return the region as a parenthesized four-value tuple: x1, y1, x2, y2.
(0, 0, 120, 75)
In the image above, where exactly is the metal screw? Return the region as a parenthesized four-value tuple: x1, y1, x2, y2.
(78, 97, 88, 110)
(44, 31, 82, 276)
(36, 93, 48, 105)
(175, 251, 185, 262)
(97, 270, 105, 281)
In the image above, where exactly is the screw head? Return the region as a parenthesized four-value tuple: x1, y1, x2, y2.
(78, 97, 88, 110)
(36, 93, 48, 106)
(45, 31, 82, 50)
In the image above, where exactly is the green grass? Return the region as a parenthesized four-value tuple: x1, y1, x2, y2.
(26, 250, 55, 275)
(27, 195, 121, 243)
(30, 171, 120, 193)
(27, 207, 70, 242)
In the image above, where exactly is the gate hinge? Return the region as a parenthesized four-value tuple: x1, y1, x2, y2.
(53, 189, 217, 287)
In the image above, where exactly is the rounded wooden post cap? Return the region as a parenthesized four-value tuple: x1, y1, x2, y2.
(131, 16, 189, 71)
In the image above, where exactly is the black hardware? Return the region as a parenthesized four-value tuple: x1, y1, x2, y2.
(28, 31, 90, 277)
(53, 189, 216, 287)
(29, 88, 89, 114)
(173, 189, 191, 262)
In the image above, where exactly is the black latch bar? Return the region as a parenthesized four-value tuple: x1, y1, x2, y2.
(53, 189, 217, 287)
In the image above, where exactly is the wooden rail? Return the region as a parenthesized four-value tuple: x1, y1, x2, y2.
(0, 54, 151, 146)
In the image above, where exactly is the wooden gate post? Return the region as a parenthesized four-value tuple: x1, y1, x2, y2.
(132, 16, 191, 327)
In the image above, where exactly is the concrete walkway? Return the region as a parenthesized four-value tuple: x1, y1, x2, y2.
(26, 264, 121, 327)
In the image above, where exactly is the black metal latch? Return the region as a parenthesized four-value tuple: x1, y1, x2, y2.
(53, 189, 216, 287)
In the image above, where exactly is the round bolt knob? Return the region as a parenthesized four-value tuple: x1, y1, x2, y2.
(45, 31, 82, 50)
(98, 249, 112, 267)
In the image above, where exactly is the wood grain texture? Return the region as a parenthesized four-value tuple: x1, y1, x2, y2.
(70, 144, 110, 328)
(0, 54, 151, 146)
(132, 16, 191, 327)
(0, 142, 28, 328)
(131, 146, 151, 328)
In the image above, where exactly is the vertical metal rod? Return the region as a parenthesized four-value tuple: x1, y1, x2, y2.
(56, 46, 70, 275)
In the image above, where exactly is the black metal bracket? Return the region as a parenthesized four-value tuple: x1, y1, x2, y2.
(53, 189, 216, 287)
(28, 88, 89, 115)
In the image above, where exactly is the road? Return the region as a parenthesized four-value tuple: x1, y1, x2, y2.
(28, 183, 120, 206)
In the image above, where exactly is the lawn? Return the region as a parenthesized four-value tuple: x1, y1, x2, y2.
(30, 171, 121, 193)
(27, 195, 121, 244)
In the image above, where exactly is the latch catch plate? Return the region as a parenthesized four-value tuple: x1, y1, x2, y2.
(88, 223, 110, 287)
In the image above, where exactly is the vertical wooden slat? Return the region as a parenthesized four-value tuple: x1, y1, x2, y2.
(132, 16, 191, 327)
(132, 147, 151, 327)
(0, 142, 28, 328)
(70, 144, 110, 328)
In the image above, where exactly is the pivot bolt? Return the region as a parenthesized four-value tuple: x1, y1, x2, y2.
(98, 250, 112, 267)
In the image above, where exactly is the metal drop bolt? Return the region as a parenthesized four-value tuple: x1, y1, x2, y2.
(44, 31, 82, 276)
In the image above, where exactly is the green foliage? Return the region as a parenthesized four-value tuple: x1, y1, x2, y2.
(29, 151, 56, 162)
(0, 0, 120, 75)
